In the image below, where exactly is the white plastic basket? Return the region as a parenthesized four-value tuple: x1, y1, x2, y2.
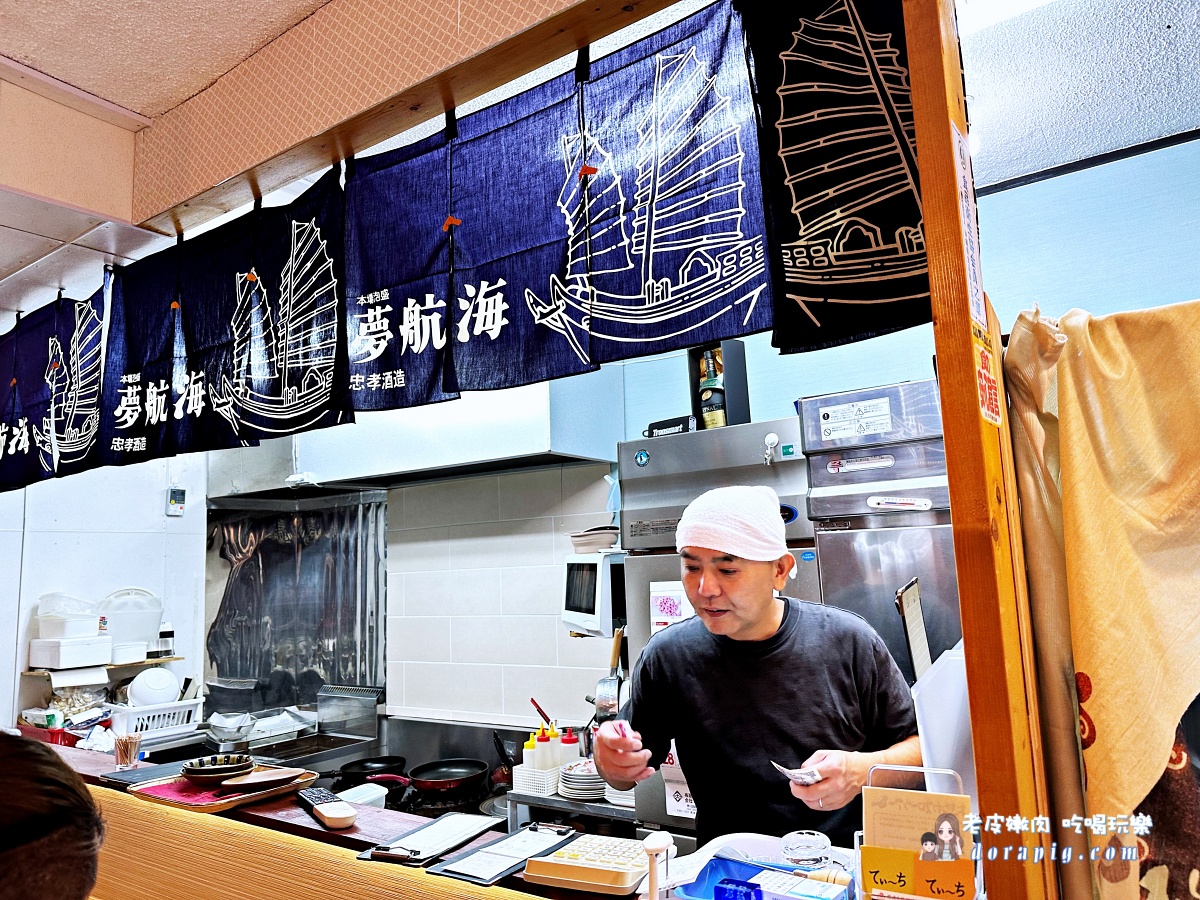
(512, 763, 560, 797)
(108, 698, 203, 741)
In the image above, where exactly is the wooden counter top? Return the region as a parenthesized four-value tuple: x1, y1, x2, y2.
(55, 744, 593, 900)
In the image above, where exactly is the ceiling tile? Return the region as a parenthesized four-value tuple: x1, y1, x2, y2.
(0, 224, 61, 280)
(73, 221, 174, 261)
(0, 187, 105, 243)
(0, 243, 112, 313)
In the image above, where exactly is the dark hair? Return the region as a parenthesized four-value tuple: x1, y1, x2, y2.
(0, 734, 105, 898)
(921, 832, 936, 843)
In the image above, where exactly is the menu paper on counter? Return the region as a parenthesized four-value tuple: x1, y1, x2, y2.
(430, 826, 576, 885)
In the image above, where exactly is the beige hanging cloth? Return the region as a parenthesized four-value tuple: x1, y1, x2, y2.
(1004, 310, 1096, 900)
(1008, 300, 1200, 899)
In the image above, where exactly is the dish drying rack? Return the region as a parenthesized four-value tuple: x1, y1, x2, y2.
(109, 698, 204, 741)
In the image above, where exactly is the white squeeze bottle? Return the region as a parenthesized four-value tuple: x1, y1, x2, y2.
(561, 726, 580, 765)
(523, 733, 539, 771)
(535, 724, 553, 769)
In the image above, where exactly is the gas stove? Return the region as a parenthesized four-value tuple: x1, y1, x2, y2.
(388, 783, 494, 817)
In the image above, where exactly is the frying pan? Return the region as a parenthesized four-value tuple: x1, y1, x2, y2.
(368, 757, 489, 793)
(320, 755, 407, 787)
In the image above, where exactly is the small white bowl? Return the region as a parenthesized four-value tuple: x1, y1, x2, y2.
(128, 667, 181, 706)
(568, 526, 619, 553)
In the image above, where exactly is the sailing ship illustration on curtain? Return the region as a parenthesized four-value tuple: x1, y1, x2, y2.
(525, 44, 767, 364)
(774, 0, 927, 319)
(33, 298, 104, 473)
(211, 219, 340, 435)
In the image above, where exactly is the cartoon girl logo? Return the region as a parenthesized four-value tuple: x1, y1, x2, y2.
(933, 812, 964, 861)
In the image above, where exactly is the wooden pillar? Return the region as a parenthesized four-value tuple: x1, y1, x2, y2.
(902, 1, 1058, 897)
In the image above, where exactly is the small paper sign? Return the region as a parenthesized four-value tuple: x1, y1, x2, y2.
(860, 846, 917, 897)
(913, 859, 975, 898)
(971, 324, 1002, 427)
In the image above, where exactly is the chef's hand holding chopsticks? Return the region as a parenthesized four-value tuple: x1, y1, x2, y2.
(593, 720, 655, 791)
(787, 749, 868, 812)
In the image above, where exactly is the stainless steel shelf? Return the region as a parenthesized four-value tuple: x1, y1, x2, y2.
(507, 790, 637, 822)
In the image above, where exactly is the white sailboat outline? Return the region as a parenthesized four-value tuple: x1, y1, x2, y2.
(34, 300, 103, 473)
(211, 218, 340, 435)
(525, 44, 767, 364)
(775, 0, 928, 324)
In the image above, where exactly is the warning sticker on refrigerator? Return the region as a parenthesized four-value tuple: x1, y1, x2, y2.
(827, 454, 895, 474)
(817, 397, 892, 441)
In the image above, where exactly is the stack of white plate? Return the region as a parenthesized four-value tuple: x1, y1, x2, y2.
(604, 784, 636, 808)
(558, 758, 607, 800)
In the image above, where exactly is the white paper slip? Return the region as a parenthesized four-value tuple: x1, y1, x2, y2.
(379, 813, 500, 861)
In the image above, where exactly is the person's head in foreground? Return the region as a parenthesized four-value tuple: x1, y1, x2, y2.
(0, 733, 105, 899)
(676, 484, 796, 641)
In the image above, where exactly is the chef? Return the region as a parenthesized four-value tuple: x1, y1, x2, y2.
(593, 485, 921, 847)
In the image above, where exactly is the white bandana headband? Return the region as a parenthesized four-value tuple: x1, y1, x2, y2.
(675, 485, 791, 564)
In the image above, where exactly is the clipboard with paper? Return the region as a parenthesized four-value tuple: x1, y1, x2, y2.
(427, 823, 578, 886)
(358, 812, 502, 866)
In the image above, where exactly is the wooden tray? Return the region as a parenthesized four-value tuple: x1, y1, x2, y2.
(126, 764, 318, 813)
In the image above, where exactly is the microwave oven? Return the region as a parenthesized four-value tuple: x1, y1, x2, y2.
(561, 551, 627, 638)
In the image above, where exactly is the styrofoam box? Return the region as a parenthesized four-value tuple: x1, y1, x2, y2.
(37, 614, 101, 639)
(101, 608, 163, 645)
(29, 636, 112, 669)
(336, 783, 388, 808)
(112, 641, 149, 665)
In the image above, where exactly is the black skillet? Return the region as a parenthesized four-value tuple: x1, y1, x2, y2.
(367, 757, 489, 793)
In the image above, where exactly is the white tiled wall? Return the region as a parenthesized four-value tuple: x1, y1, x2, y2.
(385, 462, 617, 730)
(0, 457, 207, 725)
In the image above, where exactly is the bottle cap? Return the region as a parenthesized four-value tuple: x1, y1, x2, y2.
(562, 727, 579, 745)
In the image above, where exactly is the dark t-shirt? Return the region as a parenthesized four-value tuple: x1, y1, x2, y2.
(622, 597, 917, 847)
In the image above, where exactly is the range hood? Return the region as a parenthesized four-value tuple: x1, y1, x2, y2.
(208, 368, 623, 497)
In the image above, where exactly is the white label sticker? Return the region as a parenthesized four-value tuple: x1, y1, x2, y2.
(867, 495, 933, 511)
(817, 397, 892, 441)
(827, 454, 895, 474)
(953, 124, 988, 329)
(661, 743, 696, 820)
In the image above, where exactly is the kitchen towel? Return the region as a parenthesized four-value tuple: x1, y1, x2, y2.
(736, 0, 932, 353)
(344, 133, 460, 408)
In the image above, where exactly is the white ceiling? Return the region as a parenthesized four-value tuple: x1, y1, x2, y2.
(959, 0, 1200, 186)
(1, 0, 1198, 328)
